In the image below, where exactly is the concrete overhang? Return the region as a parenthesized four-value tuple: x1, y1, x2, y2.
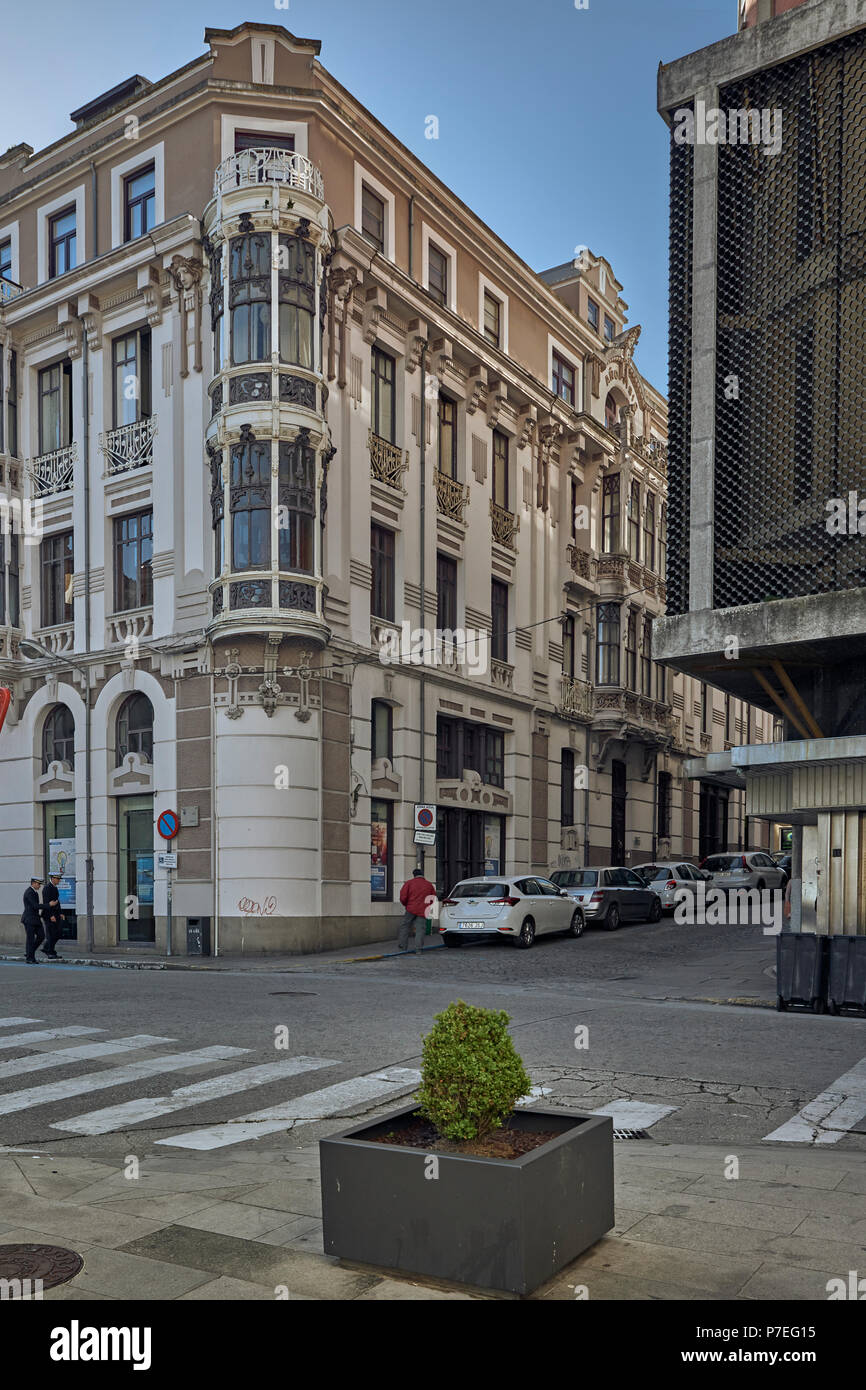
(652, 589, 866, 711)
(685, 734, 866, 785)
(657, 0, 866, 115)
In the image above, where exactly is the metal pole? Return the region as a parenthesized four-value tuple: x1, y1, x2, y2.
(76, 312, 95, 953)
(417, 345, 426, 873)
(166, 859, 173, 957)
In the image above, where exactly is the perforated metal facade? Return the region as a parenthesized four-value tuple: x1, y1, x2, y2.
(666, 112, 693, 617)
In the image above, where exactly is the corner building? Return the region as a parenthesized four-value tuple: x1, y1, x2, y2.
(0, 23, 770, 953)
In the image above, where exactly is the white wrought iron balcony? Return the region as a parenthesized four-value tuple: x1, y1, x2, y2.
(0, 277, 26, 304)
(99, 417, 157, 475)
(26, 445, 77, 497)
(214, 148, 325, 201)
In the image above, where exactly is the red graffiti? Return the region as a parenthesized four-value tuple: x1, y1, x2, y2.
(237, 895, 277, 917)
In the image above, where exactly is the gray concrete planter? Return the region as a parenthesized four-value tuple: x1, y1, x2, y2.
(319, 1104, 614, 1295)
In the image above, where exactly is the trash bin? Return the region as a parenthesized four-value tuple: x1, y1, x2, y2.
(827, 936, 866, 1016)
(776, 931, 829, 1013)
(186, 916, 211, 957)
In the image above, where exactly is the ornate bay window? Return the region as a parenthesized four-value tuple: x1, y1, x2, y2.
(278, 235, 315, 369)
(644, 492, 656, 571)
(278, 433, 315, 573)
(601, 474, 620, 553)
(230, 232, 271, 365)
(230, 433, 271, 572)
(596, 602, 621, 685)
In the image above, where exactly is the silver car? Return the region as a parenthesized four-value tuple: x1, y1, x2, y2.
(438, 876, 585, 950)
(550, 866, 662, 930)
(699, 851, 786, 892)
(633, 861, 708, 913)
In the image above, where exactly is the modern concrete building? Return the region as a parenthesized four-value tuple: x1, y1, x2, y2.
(0, 22, 770, 955)
(654, 0, 866, 934)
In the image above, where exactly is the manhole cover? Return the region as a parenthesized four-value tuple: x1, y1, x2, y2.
(268, 991, 317, 996)
(0, 1244, 84, 1291)
(613, 1129, 650, 1141)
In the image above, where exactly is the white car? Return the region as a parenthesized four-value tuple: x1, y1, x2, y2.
(699, 851, 787, 892)
(438, 876, 585, 950)
(633, 861, 708, 913)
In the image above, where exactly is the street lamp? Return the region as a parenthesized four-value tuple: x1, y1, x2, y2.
(18, 638, 95, 953)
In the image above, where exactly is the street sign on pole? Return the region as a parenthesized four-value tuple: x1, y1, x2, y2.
(157, 809, 180, 841)
(157, 852, 178, 870)
(414, 804, 436, 832)
(414, 830, 436, 847)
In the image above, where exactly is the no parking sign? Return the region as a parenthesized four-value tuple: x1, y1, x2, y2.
(414, 803, 436, 846)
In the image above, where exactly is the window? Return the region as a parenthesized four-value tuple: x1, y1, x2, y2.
(656, 661, 667, 703)
(361, 184, 385, 253)
(437, 716, 504, 788)
(644, 492, 656, 571)
(7, 350, 17, 457)
(428, 243, 448, 307)
(562, 615, 575, 678)
(234, 130, 295, 154)
(116, 693, 154, 763)
(659, 503, 667, 580)
(491, 579, 508, 662)
(570, 476, 579, 540)
(561, 749, 575, 827)
(230, 438, 271, 571)
(371, 700, 392, 763)
(596, 602, 620, 685)
(625, 608, 637, 690)
(113, 511, 153, 611)
(38, 361, 73, 455)
(0, 239, 10, 282)
(278, 234, 315, 369)
(483, 291, 501, 347)
(725, 695, 733, 742)
(641, 617, 653, 696)
(48, 207, 76, 278)
(702, 684, 710, 735)
(492, 430, 509, 509)
(371, 348, 396, 444)
(42, 704, 75, 772)
(602, 474, 620, 552)
(371, 797, 393, 901)
(437, 553, 457, 632)
(230, 232, 271, 365)
(438, 393, 457, 479)
(552, 351, 576, 407)
(41, 532, 74, 628)
(112, 329, 151, 428)
(587, 297, 599, 331)
(604, 392, 619, 432)
(628, 480, 641, 561)
(124, 165, 155, 241)
(7, 533, 19, 626)
(277, 436, 315, 573)
(657, 771, 672, 840)
(603, 315, 616, 343)
(371, 524, 395, 621)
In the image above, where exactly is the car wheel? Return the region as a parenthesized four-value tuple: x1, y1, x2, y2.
(648, 896, 662, 923)
(515, 918, 536, 949)
(568, 909, 585, 938)
(604, 904, 620, 932)
(441, 934, 462, 948)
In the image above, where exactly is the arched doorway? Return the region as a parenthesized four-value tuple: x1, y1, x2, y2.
(115, 693, 155, 942)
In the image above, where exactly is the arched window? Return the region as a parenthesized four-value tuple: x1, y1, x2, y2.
(230, 436, 271, 571)
(116, 693, 154, 763)
(42, 704, 74, 772)
(604, 393, 619, 432)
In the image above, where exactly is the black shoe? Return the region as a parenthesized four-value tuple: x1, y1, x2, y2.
(25, 958, 39, 964)
(43, 953, 60, 960)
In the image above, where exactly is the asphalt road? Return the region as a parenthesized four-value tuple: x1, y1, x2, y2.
(1, 915, 865, 1162)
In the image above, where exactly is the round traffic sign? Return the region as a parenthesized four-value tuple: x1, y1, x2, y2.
(417, 807, 434, 829)
(157, 809, 180, 841)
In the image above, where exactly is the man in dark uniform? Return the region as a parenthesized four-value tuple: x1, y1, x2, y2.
(41, 873, 63, 960)
(21, 877, 45, 963)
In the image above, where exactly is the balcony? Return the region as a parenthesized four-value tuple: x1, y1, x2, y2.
(593, 686, 676, 736)
(0, 277, 26, 304)
(26, 445, 77, 497)
(107, 608, 153, 648)
(0, 462, 21, 489)
(434, 469, 469, 523)
(214, 149, 325, 201)
(559, 675, 593, 721)
(369, 432, 409, 493)
(566, 543, 598, 585)
(99, 417, 157, 476)
(597, 553, 626, 582)
(490, 658, 514, 691)
(34, 624, 75, 656)
(490, 500, 519, 551)
(632, 436, 668, 473)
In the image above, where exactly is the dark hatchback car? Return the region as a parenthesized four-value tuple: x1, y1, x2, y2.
(549, 867, 662, 931)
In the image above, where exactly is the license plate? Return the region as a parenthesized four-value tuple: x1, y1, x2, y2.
(458, 921, 485, 929)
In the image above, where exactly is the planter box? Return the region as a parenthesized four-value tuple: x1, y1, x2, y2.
(320, 1104, 614, 1295)
(827, 935, 866, 1016)
(776, 931, 829, 1013)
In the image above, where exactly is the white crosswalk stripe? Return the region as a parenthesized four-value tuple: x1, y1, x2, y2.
(156, 1067, 422, 1150)
(0, 1046, 249, 1116)
(763, 1058, 866, 1144)
(0, 1026, 103, 1051)
(0, 1036, 175, 1083)
(51, 1056, 340, 1135)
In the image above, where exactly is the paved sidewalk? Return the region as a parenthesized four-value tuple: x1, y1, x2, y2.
(1, 1138, 862, 1301)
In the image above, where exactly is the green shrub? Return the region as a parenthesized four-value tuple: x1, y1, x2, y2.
(415, 1000, 532, 1142)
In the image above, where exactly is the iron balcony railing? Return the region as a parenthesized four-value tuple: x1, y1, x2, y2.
(0, 276, 26, 304)
(368, 431, 409, 492)
(434, 469, 470, 522)
(560, 675, 594, 720)
(99, 417, 157, 475)
(214, 148, 325, 201)
(490, 500, 519, 550)
(26, 444, 77, 497)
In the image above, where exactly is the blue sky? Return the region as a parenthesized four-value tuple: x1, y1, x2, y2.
(0, 0, 734, 393)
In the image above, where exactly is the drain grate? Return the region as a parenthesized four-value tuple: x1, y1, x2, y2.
(0, 1244, 83, 1292)
(613, 1129, 650, 1141)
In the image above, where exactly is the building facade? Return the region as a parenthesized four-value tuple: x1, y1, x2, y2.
(0, 22, 770, 954)
(655, 0, 866, 935)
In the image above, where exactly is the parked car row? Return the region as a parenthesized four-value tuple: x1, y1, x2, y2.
(436, 850, 791, 949)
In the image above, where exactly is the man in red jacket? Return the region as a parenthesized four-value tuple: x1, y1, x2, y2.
(397, 867, 436, 956)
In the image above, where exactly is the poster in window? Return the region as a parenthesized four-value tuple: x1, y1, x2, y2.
(49, 837, 77, 909)
(483, 816, 500, 875)
(136, 854, 155, 906)
(370, 802, 389, 897)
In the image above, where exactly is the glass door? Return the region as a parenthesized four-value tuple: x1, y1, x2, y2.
(117, 795, 155, 942)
